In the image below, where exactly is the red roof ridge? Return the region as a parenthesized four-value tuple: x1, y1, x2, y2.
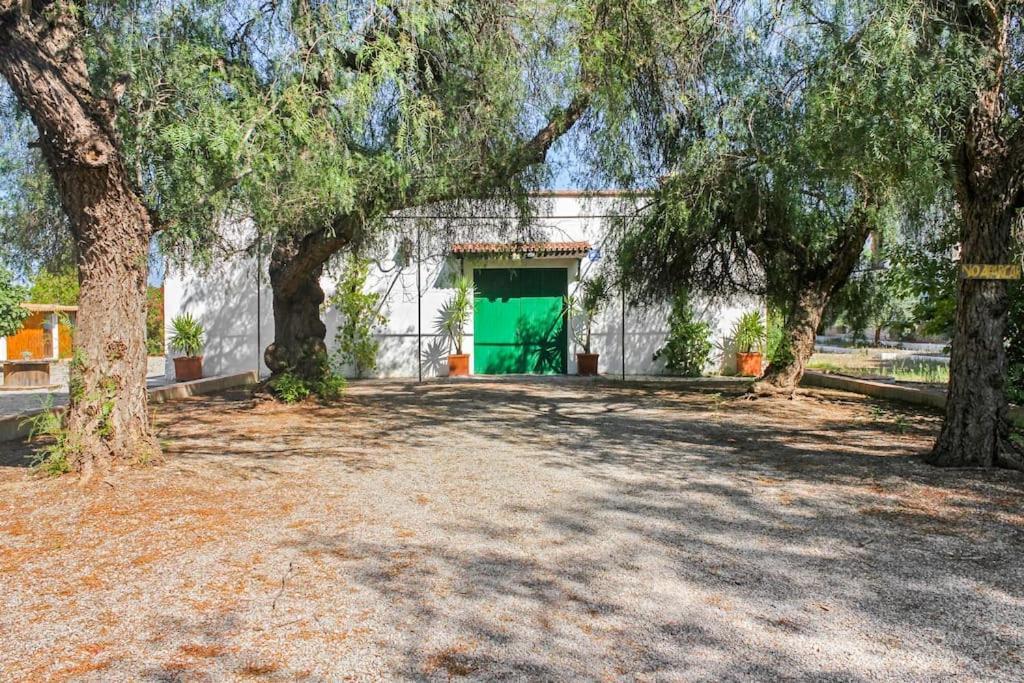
(451, 241, 591, 255)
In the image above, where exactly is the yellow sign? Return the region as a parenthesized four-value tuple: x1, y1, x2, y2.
(961, 264, 1022, 280)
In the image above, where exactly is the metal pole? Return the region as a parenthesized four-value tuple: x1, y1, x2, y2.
(256, 233, 262, 378)
(417, 224, 423, 383)
(621, 282, 626, 381)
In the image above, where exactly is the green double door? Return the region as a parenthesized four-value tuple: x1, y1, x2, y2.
(474, 268, 568, 375)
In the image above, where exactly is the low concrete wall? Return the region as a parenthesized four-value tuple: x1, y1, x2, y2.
(801, 371, 1024, 426)
(0, 371, 258, 443)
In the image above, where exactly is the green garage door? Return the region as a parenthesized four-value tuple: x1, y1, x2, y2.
(474, 268, 568, 375)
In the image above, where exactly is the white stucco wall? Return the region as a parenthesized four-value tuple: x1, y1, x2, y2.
(164, 195, 762, 380)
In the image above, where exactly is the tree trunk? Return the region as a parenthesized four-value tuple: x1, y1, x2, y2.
(926, 9, 1023, 470)
(750, 284, 828, 395)
(264, 238, 330, 380)
(928, 200, 1021, 470)
(264, 228, 356, 381)
(751, 204, 874, 395)
(0, 2, 158, 477)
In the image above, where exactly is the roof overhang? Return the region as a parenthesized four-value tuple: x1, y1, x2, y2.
(451, 241, 591, 258)
(21, 303, 78, 313)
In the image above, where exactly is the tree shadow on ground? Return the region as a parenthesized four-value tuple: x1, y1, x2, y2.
(254, 378, 1024, 679)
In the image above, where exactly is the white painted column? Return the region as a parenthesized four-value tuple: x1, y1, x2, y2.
(51, 313, 59, 359)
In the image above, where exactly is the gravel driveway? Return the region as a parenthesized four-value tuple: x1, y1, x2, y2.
(1, 378, 1022, 681)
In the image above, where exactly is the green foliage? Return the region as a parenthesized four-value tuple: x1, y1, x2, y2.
(827, 263, 914, 343)
(732, 311, 767, 355)
(23, 401, 73, 477)
(270, 370, 346, 404)
(272, 371, 311, 404)
(0, 266, 29, 338)
(565, 273, 612, 354)
(146, 287, 164, 356)
(68, 350, 86, 403)
(765, 309, 790, 364)
(1007, 280, 1024, 405)
(168, 314, 204, 358)
(616, 0, 974, 358)
(0, 102, 72, 278)
(314, 374, 347, 402)
(441, 276, 475, 355)
(328, 255, 386, 378)
(27, 267, 78, 306)
(880, 223, 959, 338)
(654, 290, 712, 377)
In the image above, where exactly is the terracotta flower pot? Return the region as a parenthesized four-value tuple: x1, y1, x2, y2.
(173, 356, 204, 382)
(447, 354, 470, 377)
(736, 352, 763, 378)
(577, 353, 599, 376)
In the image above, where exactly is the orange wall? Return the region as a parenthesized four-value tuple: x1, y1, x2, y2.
(7, 313, 50, 359)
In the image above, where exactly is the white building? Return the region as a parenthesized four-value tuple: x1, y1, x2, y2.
(164, 193, 759, 380)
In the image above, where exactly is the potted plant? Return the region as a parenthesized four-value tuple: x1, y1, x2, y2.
(732, 310, 767, 377)
(566, 273, 611, 376)
(441, 276, 474, 377)
(169, 313, 205, 382)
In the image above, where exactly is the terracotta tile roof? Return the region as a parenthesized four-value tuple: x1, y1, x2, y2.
(450, 241, 591, 257)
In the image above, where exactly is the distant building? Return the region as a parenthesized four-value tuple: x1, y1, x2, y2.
(0, 303, 76, 362)
(164, 193, 760, 379)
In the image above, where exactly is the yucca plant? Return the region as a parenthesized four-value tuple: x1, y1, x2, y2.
(732, 311, 767, 354)
(169, 314, 205, 358)
(441, 277, 475, 355)
(565, 273, 611, 354)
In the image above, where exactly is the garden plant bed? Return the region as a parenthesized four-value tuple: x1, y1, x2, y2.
(1, 379, 1022, 680)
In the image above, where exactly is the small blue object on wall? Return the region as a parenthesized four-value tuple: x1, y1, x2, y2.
(587, 247, 602, 262)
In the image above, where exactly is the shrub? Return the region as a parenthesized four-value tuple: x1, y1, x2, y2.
(314, 374, 347, 402)
(329, 255, 386, 378)
(169, 313, 205, 358)
(146, 287, 164, 356)
(654, 291, 712, 377)
(272, 370, 346, 404)
(272, 371, 311, 403)
(22, 402, 73, 476)
(0, 266, 29, 338)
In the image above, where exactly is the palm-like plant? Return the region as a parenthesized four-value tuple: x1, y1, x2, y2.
(441, 277, 474, 355)
(169, 314, 205, 358)
(732, 310, 767, 354)
(565, 273, 612, 354)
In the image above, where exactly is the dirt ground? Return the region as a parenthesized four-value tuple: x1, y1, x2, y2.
(1, 378, 1022, 681)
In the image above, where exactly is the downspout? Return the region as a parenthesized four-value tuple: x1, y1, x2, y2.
(256, 233, 262, 378)
(417, 224, 422, 383)
(621, 281, 626, 381)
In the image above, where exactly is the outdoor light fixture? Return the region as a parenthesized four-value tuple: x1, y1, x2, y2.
(397, 237, 414, 268)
